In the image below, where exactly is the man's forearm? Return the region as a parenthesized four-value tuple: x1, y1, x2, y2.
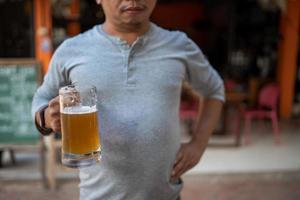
(191, 98, 223, 152)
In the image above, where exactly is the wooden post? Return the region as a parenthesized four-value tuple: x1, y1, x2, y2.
(33, 0, 56, 190)
(46, 135, 57, 189)
(277, 0, 300, 118)
(34, 0, 53, 74)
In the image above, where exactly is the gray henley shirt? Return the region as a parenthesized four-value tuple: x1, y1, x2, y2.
(32, 23, 225, 200)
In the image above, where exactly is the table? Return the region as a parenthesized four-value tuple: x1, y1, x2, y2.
(220, 92, 249, 147)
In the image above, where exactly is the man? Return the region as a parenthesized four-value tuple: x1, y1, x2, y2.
(32, 0, 224, 199)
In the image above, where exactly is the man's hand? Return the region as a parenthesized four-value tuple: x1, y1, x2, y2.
(170, 98, 223, 181)
(170, 141, 202, 181)
(45, 96, 61, 133)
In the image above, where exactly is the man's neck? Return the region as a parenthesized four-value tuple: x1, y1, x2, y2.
(102, 21, 150, 45)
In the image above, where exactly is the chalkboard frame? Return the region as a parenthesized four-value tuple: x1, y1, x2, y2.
(0, 58, 42, 145)
(0, 58, 42, 83)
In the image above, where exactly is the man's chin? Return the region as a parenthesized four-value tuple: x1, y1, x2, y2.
(122, 20, 144, 27)
(123, 16, 148, 24)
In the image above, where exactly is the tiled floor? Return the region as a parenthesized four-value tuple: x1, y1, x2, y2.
(1, 171, 300, 200)
(181, 171, 300, 200)
(189, 119, 300, 174)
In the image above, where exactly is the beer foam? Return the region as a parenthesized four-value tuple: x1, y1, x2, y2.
(61, 106, 97, 114)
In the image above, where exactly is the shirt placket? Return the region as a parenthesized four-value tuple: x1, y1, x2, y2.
(121, 43, 136, 86)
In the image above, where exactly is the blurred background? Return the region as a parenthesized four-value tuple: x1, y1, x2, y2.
(0, 0, 300, 199)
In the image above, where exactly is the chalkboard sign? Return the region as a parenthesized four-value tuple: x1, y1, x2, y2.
(0, 59, 42, 144)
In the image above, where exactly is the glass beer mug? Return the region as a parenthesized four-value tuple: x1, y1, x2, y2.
(59, 85, 101, 168)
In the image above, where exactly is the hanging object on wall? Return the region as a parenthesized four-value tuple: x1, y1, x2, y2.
(52, 0, 78, 19)
(37, 27, 52, 53)
(257, 0, 287, 12)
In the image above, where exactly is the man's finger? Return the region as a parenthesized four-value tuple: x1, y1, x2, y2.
(49, 109, 60, 118)
(172, 157, 186, 177)
(174, 151, 183, 166)
(51, 119, 61, 132)
(174, 164, 188, 179)
(49, 103, 60, 112)
(171, 162, 187, 181)
(49, 96, 59, 107)
(175, 159, 195, 179)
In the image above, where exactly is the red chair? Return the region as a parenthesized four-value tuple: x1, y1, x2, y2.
(180, 99, 200, 119)
(180, 96, 202, 135)
(243, 83, 280, 144)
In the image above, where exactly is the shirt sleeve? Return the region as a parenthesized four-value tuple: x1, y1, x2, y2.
(31, 41, 70, 118)
(182, 34, 225, 102)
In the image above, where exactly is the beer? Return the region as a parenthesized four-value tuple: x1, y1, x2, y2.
(61, 106, 100, 154)
(59, 85, 100, 168)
